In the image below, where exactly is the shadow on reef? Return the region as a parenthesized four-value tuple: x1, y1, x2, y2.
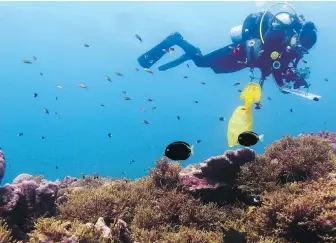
(0, 132, 335, 243)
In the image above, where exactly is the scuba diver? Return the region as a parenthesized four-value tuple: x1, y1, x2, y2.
(137, 10, 317, 91)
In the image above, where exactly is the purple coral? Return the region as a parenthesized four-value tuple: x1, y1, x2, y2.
(0, 176, 59, 240)
(0, 150, 6, 184)
(179, 148, 256, 204)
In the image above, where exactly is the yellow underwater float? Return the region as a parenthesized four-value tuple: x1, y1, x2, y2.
(227, 83, 262, 147)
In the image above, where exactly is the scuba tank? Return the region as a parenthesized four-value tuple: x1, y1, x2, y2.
(230, 25, 243, 43)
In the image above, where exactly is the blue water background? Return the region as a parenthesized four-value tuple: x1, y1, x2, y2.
(0, 1, 335, 183)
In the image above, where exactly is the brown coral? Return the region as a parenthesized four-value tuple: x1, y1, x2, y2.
(0, 219, 13, 243)
(28, 217, 112, 243)
(238, 135, 336, 192)
(230, 179, 336, 242)
(150, 157, 182, 189)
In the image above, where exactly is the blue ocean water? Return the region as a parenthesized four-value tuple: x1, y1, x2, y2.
(0, 1, 335, 184)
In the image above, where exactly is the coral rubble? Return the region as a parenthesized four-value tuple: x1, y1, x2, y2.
(0, 133, 335, 242)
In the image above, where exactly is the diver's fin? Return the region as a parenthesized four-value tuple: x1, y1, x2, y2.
(158, 54, 190, 71)
(190, 145, 195, 156)
(259, 134, 264, 142)
(137, 46, 166, 69)
(137, 32, 183, 69)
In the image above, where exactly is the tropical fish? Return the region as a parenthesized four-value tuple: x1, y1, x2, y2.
(44, 108, 49, 114)
(142, 120, 149, 124)
(79, 84, 87, 89)
(84, 44, 90, 47)
(238, 131, 264, 147)
(115, 72, 123, 76)
(164, 141, 194, 161)
(107, 133, 112, 137)
(123, 97, 131, 100)
(254, 102, 263, 110)
(134, 33, 143, 43)
(33, 93, 38, 98)
(144, 68, 154, 74)
(105, 76, 111, 82)
(57, 85, 63, 89)
(22, 59, 32, 64)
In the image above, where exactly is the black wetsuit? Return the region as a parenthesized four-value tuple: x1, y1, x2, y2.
(137, 12, 308, 89)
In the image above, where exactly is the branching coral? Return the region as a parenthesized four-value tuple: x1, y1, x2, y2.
(131, 225, 222, 243)
(238, 135, 336, 192)
(28, 217, 113, 243)
(132, 189, 225, 232)
(228, 179, 336, 243)
(0, 219, 13, 243)
(58, 177, 157, 224)
(150, 157, 183, 189)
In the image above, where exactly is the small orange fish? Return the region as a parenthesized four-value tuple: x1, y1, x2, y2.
(144, 68, 153, 74)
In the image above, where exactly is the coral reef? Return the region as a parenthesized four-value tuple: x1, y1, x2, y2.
(238, 135, 336, 192)
(0, 151, 5, 184)
(0, 132, 335, 242)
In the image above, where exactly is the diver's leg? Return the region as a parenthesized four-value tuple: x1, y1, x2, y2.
(195, 45, 247, 73)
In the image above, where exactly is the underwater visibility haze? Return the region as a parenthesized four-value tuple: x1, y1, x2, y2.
(0, 1, 335, 242)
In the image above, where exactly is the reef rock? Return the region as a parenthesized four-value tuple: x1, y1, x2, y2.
(13, 173, 36, 184)
(0, 178, 59, 240)
(179, 148, 256, 204)
(0, 150, 6, 184)
(95, 217, 111, 239)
